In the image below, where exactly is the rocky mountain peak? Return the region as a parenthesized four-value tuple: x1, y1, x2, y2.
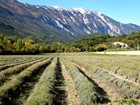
(0, 0, 140, 40)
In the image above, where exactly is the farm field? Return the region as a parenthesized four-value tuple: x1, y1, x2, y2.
(94, 51, 140, 55)
(0, 53, 139, 105)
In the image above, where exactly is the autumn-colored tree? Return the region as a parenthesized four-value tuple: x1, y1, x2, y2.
(0, 34, 13, 54)
(65, 46, 80, 52)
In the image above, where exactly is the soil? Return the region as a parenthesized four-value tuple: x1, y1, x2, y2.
(61, 62, 80, 105)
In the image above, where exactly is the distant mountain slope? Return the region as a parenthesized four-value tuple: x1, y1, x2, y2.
(0, 0, 75, 43)
(0, 0, 140, 43)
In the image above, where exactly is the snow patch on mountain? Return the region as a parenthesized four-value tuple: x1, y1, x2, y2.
(43, 6, 140, 36)
(55, 20, 64, 29)
(52, 6, 63, 11)
(73, 8, 90, 14)
(22, 2, 29, 6)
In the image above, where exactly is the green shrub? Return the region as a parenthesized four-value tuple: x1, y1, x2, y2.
(95, 44, 107, 51)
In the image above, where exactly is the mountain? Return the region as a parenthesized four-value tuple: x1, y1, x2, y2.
(0, 0, 140, 43)
(0, 0, 74, 43)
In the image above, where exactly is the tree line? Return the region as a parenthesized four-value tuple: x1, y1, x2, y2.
(0, 31, 140, 54)
(70, 32, 140, 52)
(0, 34, 80, 54)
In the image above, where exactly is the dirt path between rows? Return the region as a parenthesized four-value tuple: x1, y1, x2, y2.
(61, 62, 80, 105)
(53, 59, 67, 105)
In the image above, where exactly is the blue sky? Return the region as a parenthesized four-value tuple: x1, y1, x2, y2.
(18, 0, 140, 25)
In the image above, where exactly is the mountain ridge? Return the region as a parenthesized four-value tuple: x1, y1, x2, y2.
(0, 0, 140, 43)
(28, 5, 140, 36)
